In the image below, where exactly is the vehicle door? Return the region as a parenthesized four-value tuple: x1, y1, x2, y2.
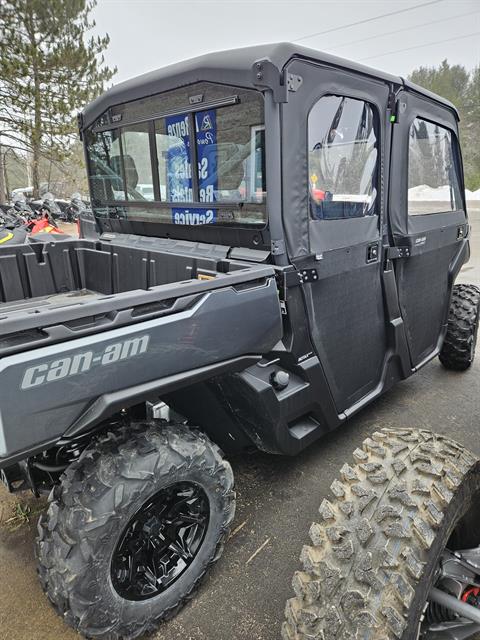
(281, 59, 392, 414)
(389, 91, 468, 368)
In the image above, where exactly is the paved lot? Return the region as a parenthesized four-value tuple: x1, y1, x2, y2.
(1, 207, 479, 640)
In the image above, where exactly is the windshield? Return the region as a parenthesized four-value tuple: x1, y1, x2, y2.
(85, 83, 266, 227)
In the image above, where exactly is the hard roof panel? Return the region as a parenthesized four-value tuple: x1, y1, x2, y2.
(81, 42, 457, 128)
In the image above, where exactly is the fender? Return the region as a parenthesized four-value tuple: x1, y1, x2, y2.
(62, 354, 260, 439)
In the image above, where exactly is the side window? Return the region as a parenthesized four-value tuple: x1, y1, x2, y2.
(308, 96, 378, 220)
(408, 118, 462, 215)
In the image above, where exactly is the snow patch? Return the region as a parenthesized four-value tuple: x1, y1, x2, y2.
(408, 185, 480, 201)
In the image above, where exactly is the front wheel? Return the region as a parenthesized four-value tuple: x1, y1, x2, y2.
(440, 283, 480, 371)
(283, 428, 480, 640)
(36, 422, 235, 640)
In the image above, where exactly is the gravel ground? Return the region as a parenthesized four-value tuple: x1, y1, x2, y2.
(0, 206, 479, 640)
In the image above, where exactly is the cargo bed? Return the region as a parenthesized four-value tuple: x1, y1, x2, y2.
(0, 234, 277, 356)
(0, 234, 283, 461)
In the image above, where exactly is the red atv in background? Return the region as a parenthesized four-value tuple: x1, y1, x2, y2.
(0, 194, 67, 244)
(29, 214, 64, 235)
(28, 192, 65, 235)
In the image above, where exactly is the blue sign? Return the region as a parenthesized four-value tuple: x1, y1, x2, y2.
(165, 113, 192, 203)
(166, 109, 217, 225)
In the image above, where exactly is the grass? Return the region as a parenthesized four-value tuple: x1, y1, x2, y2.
(3, 500, 47, 532)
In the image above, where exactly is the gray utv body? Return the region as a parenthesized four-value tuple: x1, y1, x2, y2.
(0, 43, 469, 490)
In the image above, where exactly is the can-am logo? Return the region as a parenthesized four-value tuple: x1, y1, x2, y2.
(21, 335, 150, 389)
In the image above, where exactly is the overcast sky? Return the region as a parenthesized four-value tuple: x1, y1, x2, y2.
(92, 0, 480, 84)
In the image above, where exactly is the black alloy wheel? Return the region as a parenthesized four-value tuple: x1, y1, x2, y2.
(111, 481, 210, 601)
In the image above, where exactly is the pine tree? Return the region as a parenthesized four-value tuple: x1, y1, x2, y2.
(409, 60, 470, 113)
(464, 66, 480, 191)
(0, 0, 116, 198)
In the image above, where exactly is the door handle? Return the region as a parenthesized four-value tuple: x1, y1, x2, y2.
(457, 224, 467, 240)
(366, 242, 380, 263)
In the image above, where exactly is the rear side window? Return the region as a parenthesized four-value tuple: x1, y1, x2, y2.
(408, 118, 462, 215)
(308, 95, 378, 220)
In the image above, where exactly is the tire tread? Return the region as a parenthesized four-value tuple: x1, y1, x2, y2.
(439, 283, 480, 370)
(36, 421, 235, 640)
(282, 428, 479, 640)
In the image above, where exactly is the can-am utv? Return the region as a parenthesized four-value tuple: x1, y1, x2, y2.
(0, 43, 478, 640)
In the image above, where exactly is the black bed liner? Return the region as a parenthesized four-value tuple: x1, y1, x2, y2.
(0, 235, 275, 356)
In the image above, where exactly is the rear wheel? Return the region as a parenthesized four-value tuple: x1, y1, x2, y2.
(283, 429, 480, 640)
(440, 284, 480, 371)
(36, 422, 235, 640)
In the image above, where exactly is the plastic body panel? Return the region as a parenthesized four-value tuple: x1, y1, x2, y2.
(0, 277, 282, 462)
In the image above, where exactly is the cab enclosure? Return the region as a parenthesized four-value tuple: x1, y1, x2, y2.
(79, 42, 469, 449)
(0, 43, 470, 491)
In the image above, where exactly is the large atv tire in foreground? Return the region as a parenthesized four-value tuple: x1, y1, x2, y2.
(439, 283, 480, 371)
(283, 429, 480, 640)
(36, 422, 235, 640)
